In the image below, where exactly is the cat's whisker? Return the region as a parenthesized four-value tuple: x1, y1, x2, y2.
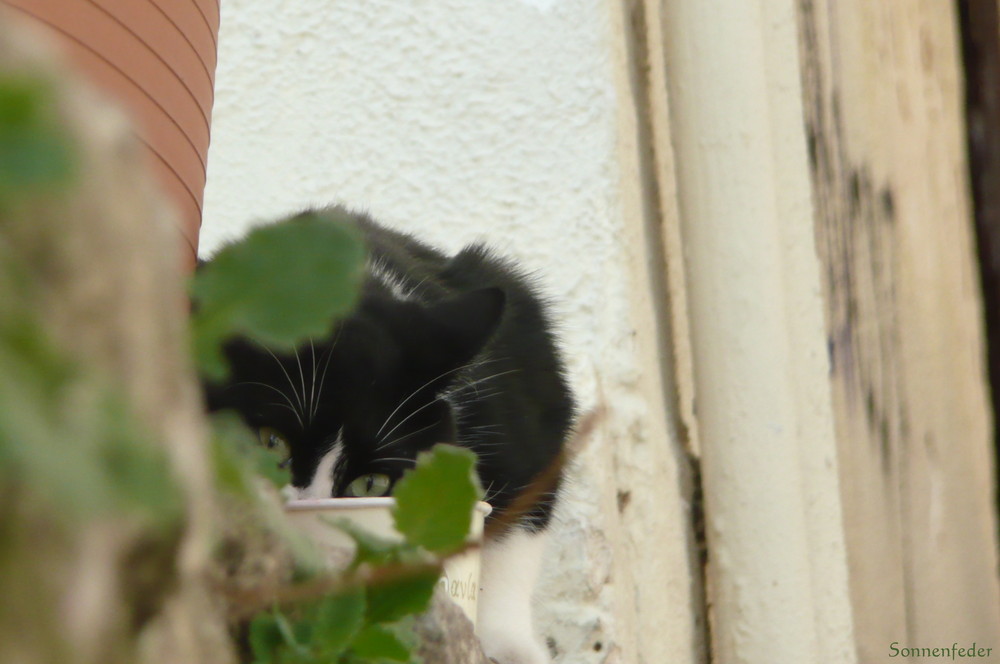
(235, 381, 303, 426)
(492, 482, 536, 502)
(463, 388, 504, 401)
(372, 457, 417, 465)
(376, 360, 520, 444)
(314, 326, 341, 418)
(464, 450, 497, 460)
(375, 357, 504, 441)
(266, 401, 305, 427)
(406, 275, 431, 299)
(484, 482, 510, 504)
(375, 421, 439, 452)
(377, 398, 443, 446)
(293, 346, 309, 423)
(308, 339, 318, 423)
(444, 369, 521, 401)
(264, 348, 307, 419)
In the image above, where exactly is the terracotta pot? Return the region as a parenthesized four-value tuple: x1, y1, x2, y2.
(4, 0, 220, 269)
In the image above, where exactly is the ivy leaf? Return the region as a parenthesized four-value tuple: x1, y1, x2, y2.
(312, 588, 366, 657)
(365, 566, 440, 624)
(350, 624, 411, 662)
(391, 445, 482, 553)
(191, 210, 365, 379)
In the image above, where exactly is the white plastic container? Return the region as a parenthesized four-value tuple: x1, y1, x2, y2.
(284, 497, 491, 626)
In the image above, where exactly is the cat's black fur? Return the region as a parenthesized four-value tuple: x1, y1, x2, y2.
(202, 209, 575, 532)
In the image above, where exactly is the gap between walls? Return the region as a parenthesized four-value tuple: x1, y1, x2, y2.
(957, 0, 1000, 542)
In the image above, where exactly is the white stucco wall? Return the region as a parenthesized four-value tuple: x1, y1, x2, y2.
(201, 2, 700, 662)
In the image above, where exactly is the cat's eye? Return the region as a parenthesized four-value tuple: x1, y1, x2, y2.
(345, 473, 392, 498)
(257, 426, 291, 467)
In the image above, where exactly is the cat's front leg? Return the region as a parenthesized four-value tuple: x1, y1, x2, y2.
(477, 529, 551, 664)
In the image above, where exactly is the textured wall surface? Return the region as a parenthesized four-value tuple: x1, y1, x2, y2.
(201, 1, 700, 662)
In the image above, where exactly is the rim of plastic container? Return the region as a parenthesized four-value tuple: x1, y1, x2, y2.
(284, 496, 493, 516)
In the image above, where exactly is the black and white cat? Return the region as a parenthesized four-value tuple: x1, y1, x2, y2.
(202, 208, 575, 664)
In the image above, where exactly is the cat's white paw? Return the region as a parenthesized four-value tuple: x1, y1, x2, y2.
(478, 530, 551, 664)
(480, 632, 549, 664)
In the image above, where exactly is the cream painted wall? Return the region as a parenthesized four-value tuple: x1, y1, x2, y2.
(201, 1, 701, 662)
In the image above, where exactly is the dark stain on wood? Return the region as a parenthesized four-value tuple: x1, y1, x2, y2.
(848, 169, 863, 219)
(796, 0, 907, 473)
(881, 188, 896, 221)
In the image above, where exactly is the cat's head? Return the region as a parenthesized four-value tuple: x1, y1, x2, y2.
(204, 287, 504, 498)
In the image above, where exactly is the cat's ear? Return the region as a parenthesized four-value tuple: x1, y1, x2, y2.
(419, 287, 505, 374)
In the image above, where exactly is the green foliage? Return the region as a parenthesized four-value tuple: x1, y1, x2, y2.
(211, 412, 291, 495)
(0, 301, 182, 529)
(0, 74, 75, 200)
(363, 566, 440, 626)
(190, 211, 366, 379)
(0, 67, 180, 529)
(392, 445, 483, 554)
(350, 624, 412, 662)
(249, 589, 366, 664)
(247, 445, 483, 664)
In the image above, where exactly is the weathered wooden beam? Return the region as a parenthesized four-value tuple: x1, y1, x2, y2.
(657, 0, 856, 661)
(797, 0, 1000, 658)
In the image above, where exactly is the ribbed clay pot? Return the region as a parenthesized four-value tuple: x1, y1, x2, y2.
(5, 0, 220, 269)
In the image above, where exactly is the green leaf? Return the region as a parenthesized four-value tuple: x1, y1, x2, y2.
(391, 445, 482, 553)
(312, 589, 366, 656)
(350, 624, 411, 662)
(250, 441, 293, 488)
(191, 211, 365, 379)
(274, 610, 311, 659)
(0, 75, 76, 197)
(0, 312, 182, 528)
(209, 427, 251, 498)
(365, 566, 439, 624)
(248, 612, 284, 664)
(210, 413, 290, 492)
(248, 608, 313, 663)
(323, 517, 404, 569)
(250, 592, 366, 664)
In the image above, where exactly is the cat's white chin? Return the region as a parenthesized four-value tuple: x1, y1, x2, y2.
(478, 529, 550, 664)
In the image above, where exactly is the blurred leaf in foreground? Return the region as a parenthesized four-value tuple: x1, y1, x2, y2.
(248, 589, 366, 664)
(0, 74, 75, 198)
(0, 299, 181, 528)
(191, 211, 365, 379)
(210, 412, 291, 493)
